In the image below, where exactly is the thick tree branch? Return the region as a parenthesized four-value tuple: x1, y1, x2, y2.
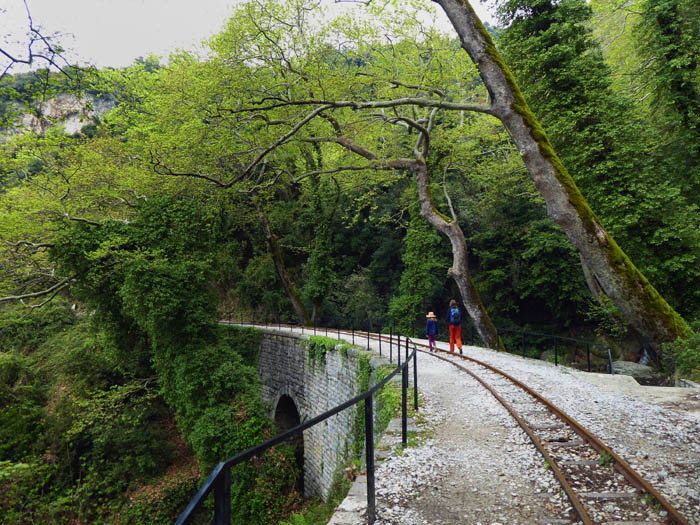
(242, 104, 335, 178)
(226, 97, 495, 116)
(0, 277, 73, 303)
(5, 240, 54, 251)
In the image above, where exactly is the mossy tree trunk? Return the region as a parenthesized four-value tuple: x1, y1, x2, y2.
(434, 0, 692, 351)
(412, 160, 504, 351)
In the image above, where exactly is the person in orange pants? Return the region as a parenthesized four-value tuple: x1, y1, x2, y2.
(447, 299, 463, 354)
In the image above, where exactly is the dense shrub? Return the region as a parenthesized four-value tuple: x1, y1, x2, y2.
(663, 323, 700, 382)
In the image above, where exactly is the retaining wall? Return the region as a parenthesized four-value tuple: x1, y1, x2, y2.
(257, 329, 386, 500)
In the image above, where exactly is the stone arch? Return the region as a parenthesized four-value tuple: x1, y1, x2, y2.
(274, 394, 304, 492)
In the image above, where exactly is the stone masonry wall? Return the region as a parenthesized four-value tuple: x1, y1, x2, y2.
(257, 329, 380, 501)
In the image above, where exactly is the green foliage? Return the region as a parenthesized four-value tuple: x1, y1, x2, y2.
(375, 366, 403, 432)
(332, 268, 387, 332)
(496, 0, 700, 320)
(119, 476, 203, 525)
(352, 352, 372, 458)
(389, 194, 448, 334)
(599, 450, 614, 466)
(307, 336, 340, 368)
(0, 312, 176, 522)
(46, 197, 299, 522)
(237, 253, 293, 316)
(472, 204, 589, 325)
(662, 326, 700, 382)
(3, 1, 699, 519)
(635, 0, 700, 143)
(584, 297, 632, 340)
(0, 299, 76, 352)
(218, 325, 263, 363)
(301, 176, 341, 320)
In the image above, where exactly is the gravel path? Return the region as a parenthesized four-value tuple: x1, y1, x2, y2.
(329, 335, 700, 525)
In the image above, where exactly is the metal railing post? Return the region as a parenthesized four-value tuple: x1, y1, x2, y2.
(405, 336, 408, 362)
(471, 324, 474, 345)
(586, 343, 591, 372)
(314, 321, 316, 336)
(367, 327, 370, 351)
(401, 362, 408, 445)
(554, 340, 558, 367)
(214, 467, 231, 525)
(379, 328, 382, 356)
(364, 396, 376, 524)
(521, 332, 526, 357)
(352, 322, 355, 345)
(397, 334, 401, 366)
(389, 326, 393, 362)
(413, 343, 418, 411)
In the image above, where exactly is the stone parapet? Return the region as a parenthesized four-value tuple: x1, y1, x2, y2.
(256, 329, 389, 500)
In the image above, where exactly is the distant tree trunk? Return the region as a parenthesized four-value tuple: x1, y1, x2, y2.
(434, 0, 692, 351)
(252, 197, 310, 325)
(412, 160, 504, 351)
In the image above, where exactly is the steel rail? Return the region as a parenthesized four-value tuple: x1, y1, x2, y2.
(426, 349, 594, 524)
(448, 350, 688, 525)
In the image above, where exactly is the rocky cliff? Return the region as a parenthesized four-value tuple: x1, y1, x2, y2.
(12, 93, 115, 136)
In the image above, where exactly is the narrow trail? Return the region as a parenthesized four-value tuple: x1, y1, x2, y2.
(369, 342, 573, 525)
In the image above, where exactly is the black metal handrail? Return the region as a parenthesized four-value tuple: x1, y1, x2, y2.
(176, 326, 418, 525)
(464, 324, 613, 373)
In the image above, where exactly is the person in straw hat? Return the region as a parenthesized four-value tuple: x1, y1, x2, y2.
(425, 311, 438, 352)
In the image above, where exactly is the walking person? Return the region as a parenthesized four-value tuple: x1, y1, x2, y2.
(446, 299, 463, 354)
(425, 311, 438, 352)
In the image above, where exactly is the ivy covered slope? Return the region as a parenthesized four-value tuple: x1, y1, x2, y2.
(0, 198, 300, 523)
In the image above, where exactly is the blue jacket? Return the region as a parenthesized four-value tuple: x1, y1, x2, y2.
(426, 319, 438, 336)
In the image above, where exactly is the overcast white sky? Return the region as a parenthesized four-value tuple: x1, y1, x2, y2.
(1, 0, 496, 73)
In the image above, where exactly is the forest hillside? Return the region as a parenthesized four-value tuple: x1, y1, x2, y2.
(1, 0, 698, 522)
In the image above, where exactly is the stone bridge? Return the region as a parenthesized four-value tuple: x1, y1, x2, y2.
(255, 328, 390, 500)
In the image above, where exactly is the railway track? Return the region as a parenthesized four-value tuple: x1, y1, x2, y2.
(231, 322, 690, 524)
(418, 343, 688, 525)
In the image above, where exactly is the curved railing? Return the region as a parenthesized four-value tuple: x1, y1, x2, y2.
(461, 324, 615, 373)
(176, 326, 419, 525)
(244, 311, 617, 374)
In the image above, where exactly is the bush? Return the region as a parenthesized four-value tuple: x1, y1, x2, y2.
(663, 327, 700, 382)
(0, 300, 76, 353)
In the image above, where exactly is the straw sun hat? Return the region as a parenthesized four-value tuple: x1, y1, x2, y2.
(426, 312, 437, 319)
